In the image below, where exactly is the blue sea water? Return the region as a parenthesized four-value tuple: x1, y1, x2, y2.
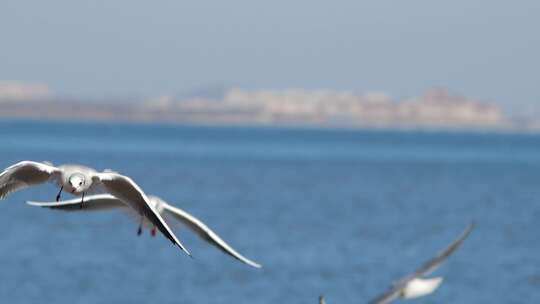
(0, 120, 539, 303)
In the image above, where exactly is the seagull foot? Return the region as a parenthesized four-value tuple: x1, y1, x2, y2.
(137, 227, 142, 236)
(151, 228, 156, 237)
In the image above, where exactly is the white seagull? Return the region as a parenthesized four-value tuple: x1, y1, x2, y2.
(0, 160, 191, 256)
(368, 222, 475, 304)
(27, 194, 262, 268)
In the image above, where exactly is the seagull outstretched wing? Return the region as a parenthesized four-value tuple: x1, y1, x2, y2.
(27, 194, 126, 211)
(158, 197, 262, 268)
(0, 161, 61, 199)
(93, 172, 191, 257)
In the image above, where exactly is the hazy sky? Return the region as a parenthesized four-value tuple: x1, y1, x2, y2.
(1, 1, 539, 109)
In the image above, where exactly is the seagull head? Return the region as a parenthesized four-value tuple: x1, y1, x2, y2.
(68, 173, 87, 194)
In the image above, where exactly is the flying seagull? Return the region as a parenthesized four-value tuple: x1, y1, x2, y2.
(0, 160, 191, 256)
(368, 222, 475, 304)
(27, 194, 262, 268)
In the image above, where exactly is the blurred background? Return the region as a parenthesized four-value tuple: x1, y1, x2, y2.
(1, 1, 540, 303)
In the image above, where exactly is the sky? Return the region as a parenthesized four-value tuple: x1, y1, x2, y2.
(1, 0, 539, 111)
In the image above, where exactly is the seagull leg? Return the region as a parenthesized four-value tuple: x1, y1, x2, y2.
(55, 186, 63, 202)
(80, 192, 85, 209)
(151, 226, 156, 237)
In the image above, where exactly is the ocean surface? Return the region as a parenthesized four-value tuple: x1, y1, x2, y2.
(0, 120, 539, 304)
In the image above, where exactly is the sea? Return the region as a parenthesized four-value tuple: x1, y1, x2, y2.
(0, 119, 539, 303)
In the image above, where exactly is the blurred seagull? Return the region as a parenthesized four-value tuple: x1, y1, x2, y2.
(28, 194, 262, 268)
(0, 160, 191, 256)
(368, 222, 475, 304)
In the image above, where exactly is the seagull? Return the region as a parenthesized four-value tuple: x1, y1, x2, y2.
(0, 160, 191, 256)
(27, 194, 262, 268)
(368, 222, 475, 304)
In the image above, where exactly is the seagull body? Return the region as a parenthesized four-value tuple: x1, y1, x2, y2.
(0, 160, 191, 256)
(368, 223, 475, 304)
(28, 194, 262, 268)
(401, 277, 443, 299)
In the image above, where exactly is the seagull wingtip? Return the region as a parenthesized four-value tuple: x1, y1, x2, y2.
(177, 244, 192, 258)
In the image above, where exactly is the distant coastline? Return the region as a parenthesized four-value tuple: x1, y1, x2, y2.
(1, 83, 537, 133)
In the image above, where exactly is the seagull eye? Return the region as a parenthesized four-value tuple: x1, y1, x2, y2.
(79, 182, 82, 186)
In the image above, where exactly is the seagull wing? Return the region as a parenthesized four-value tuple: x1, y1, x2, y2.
(413, 222, 475, 277)
(93, 172, 191, 257)
(161, 200, 262, 268)
(368, 284, 404, 304)
(0, 161, 61, 199)
(368, 222, 475, 304)
(27, 194, 127, 211)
